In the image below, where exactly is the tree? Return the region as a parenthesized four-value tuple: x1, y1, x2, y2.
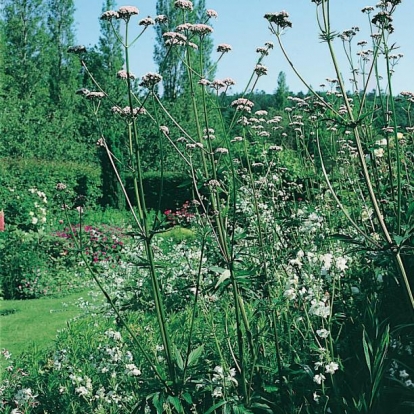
(0, 0, 51, 158)
(274, 71, 289, 110)
(43, 0, 93, 162)
(80, 0, 127, 209)
(154, 0, 214, 100)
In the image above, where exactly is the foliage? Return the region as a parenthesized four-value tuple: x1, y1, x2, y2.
(0, 158, 102, 225)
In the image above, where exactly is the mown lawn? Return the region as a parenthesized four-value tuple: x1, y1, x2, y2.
(0, 290, 100, 371)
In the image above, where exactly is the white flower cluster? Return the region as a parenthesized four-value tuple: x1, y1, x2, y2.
(28, 188, 48, 226)
(211, 365, 238, 398)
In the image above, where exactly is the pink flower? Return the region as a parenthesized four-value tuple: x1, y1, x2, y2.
(117, 6, 139, 19)
(174, 0, 193, 11)
(217, 44, 232, 53)
(206, 9, 218, 18)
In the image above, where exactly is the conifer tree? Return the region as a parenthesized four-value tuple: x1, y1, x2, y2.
(154, 0, 214, 100)
(275, 71, 289, 110)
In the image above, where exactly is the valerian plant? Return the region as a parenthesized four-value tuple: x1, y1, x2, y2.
(2, 1, 414, 414)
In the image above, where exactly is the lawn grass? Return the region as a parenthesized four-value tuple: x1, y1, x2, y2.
(0, 290, 101, 370)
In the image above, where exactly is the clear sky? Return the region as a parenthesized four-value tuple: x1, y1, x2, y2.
(73, 1, 414, 94)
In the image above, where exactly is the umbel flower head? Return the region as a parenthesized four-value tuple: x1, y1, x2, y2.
(100, 10, 120, 20)
(75, 89, 106, 100)
(67, 45, 87, 54)
(264, 11, 292, 29)
(139, 17, 155, 26)
(111, 105, 146, 117)
(155, 14, 168, 24)
(231, 98, 255, 113)
(117, 6, 139, 19)
(254, 64, 268, 76)
(217, 43, 232, 53)
(117, 70, 136, 80)
(163, 32, 187, 46)
(206, 9, 218, 18)
(139, 72, 163, 88)
(188, 24, 213, 36)
(174, 0, 193, 11)
(101, 6, 139, 21)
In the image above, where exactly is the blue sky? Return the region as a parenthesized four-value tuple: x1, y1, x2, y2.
(74, 1, 413, 94)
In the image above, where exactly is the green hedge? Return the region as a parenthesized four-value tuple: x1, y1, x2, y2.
(0, 158, 102, 225)
(126, 171, 193, 212)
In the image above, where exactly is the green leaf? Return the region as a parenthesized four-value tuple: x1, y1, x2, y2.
(329, 233, 365, 245)
(393, 235, 405, 246)
(182, 392, 193, 405)
(215, 269, 231, 289)
(152, 392, 164, 413)
(204, 400, 228, 414)
(167, 395, 183, 412)
(174, 345, 184, 371)
(362, 327, 372, 378)
(187, 344, 204, 367)
(209, 266, 227, 273)
(250, 402, 273, 413)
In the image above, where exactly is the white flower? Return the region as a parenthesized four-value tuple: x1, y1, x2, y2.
(31, 217, 38, 225)
(160, 125, 169, 134)
(404, 379, 414, 388)
(2, 349, 12, 359)
(374, 148, 384, 157)
(320, 253, 333, 270)
(310, 301, 330, 319)
(399, 370, 409, 379)
(284, 288, 296, 301)
(314, 361, 323, 371)
(336, 256, 348, 272)
(125, 364, 141, 376)
(375, 138, 387, 146)
(213, 365, 224, 377)
(316, 329, 330, 339)
(212, 386, 223, 397)
(325, 361, 339, 374)
(75, 386, 90, 397)
(361, 207, 373, 221)
(313, 374, 326, 385)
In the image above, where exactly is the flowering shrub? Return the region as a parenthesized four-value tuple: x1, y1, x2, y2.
(54, 224, 125, 266)
(164, 201, 196, 227)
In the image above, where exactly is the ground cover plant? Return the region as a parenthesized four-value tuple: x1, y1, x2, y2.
(1, 1, 414, 413)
